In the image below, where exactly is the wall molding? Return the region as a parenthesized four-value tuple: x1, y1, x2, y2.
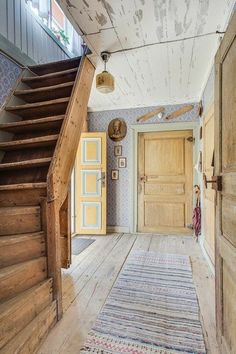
(199, 236, 215, 275)
(107, 226, 130, 233)
(130, 121, 200, 233)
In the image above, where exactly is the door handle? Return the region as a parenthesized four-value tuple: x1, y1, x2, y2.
(140, 175, 147, 183)
(203, 173, 222, 191)
(97, 172, 106, 187)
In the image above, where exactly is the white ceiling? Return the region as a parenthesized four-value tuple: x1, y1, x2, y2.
(58, 0, 235, 111)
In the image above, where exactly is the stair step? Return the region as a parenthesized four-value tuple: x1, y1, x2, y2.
(0, 231, 45, 268)
(5, 97, 69, 119)
(0, 257, 47, 303)
(0, 115, 64, 133)
(0, 157, 51, 171)
(0, 134, 58, 151)
(29, 56, 81, 75)
(14, 81, 74, 103)
(0, 182, 47, 191)
(0, 300, 57, 354)
(0, 206, 41, 236)
(22, 67, 78, 89)
(0, 278, 53, 349)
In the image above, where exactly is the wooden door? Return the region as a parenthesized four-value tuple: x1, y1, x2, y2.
(138, 130, 193, 234)
(215, 12, 236, 354)
(203, 104, 216, 264)
(75, 132, 107, 235)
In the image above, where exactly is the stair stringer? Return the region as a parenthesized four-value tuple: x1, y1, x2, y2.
(46, 56, 95, 319)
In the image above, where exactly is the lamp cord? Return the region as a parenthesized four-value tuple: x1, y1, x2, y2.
(91, 30, 225, 56)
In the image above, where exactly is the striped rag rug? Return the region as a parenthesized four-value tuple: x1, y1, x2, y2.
(81, 251, 206, 354)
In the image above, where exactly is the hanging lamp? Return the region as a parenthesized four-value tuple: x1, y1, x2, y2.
(96, 51, 115, 93)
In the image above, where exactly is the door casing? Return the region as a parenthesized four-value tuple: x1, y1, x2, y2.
(130, 122, 199, 233)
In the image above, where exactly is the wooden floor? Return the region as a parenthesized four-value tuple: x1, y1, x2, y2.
(38, 233, 219, 354)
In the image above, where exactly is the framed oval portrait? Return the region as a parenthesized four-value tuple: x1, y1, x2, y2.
(108, 118, 127, 142)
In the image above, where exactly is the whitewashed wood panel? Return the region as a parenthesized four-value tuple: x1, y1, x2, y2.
(59, 0, 235, 111)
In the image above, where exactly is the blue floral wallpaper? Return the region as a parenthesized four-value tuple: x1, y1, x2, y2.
(0, 53, 21, 108)
(89, 103, 199, 230)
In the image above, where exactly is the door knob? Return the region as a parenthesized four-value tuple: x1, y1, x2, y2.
(203, 173, 222, 191)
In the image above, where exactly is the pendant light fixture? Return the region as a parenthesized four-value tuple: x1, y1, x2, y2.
(96, 51, 115, 93)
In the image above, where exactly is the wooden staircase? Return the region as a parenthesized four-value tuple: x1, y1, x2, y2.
(0, 56, 95, 353)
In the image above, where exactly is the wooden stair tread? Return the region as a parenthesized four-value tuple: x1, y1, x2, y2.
(0, 182, 47, 191)
(28, 56, 81, 75)
(6, 97, 69, 112)
(0, 231, 45, 268)
(21, 67, 78, 89)
(0, 205, 40, 215)
(0, 115, 64, 131)
(0, 278, 53, 349)
(15, 81, 74, 95)
(0, 134, 59, 151)
(0, 257, 47, 303)
(0, 157, 51, 171)
(0, 301, 57, 353)
(0, 277, 52, 316)
(14, 81, 74, 103)
(0, 231, 44, 244)
(0, 256, 46, 278)
(5, 97, 69, 118)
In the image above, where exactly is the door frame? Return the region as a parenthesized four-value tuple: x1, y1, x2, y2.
(130, 121, 199, 233)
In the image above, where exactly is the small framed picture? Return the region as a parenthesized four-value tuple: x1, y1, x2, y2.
(118, 157, 127, 168)
(111, 169, 119, 180)
(114, 145, 122, 156)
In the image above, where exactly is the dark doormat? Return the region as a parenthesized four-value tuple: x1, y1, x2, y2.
(72, 237, 95, 255)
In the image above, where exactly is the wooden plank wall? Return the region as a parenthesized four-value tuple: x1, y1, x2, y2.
(0, 0, 70, 64)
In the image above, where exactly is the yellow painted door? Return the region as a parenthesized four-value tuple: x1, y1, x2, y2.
(215, 12, 236, 353)
(203, 104, 216, 264)
(138, 130, 193, 234)
(75, 132, 107, 235)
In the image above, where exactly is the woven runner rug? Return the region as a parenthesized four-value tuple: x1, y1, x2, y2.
(81, 251, 206, 354)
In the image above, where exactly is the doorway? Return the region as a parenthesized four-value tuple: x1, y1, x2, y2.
(137, 130, 193, 234)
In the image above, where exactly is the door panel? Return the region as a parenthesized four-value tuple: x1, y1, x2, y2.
(138, 130, 193, 234)
(215, 12, 236, 354)
(203, 105, 216, 263)
(75, 132, 107, 235)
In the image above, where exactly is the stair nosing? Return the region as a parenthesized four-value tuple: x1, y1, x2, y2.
(14, 81, 74, 96)
(0, 230, 44, 238)
(0, 157, 51, 170)
(0, 182, 47, 191)
(22, 67, 78, 82)
(5, 97, 70, 112)
(0, 232, 45, 245)
(0, 134, 59, 150)
(0, 115, 64, 131)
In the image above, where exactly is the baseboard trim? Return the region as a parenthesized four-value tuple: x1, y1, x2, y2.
(107, 226, 130, 233)
(199, 237, 215, 276)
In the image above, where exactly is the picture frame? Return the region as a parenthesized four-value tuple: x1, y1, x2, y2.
(111, 169, 119, 180)
(114, 145, 122, 156)
(118, 157, 127, 168)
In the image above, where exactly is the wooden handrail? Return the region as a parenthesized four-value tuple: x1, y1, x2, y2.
(45, 55, 95, 319)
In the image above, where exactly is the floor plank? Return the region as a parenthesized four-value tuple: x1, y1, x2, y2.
(38, 234, 218, 354)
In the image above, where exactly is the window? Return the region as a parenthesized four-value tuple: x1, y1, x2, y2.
(26, 0, 83, 55)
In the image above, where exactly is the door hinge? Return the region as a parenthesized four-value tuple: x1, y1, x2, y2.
(187, 136, 195, 143)
(203, 174, 222, 191)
